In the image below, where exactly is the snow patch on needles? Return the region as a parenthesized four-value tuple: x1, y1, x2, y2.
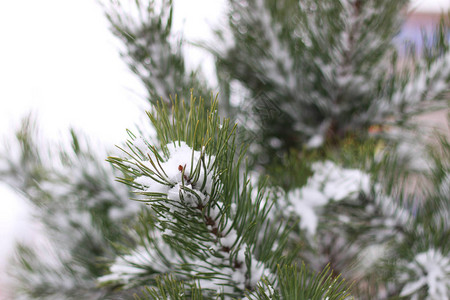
(135, 141, 216, 208)
(399, 248, 450, 300)
(114, 140, 276, 294)
(285, 188, 326, 236)
(98, 231, 179, 286)
(285, 161, 371, 235)
(309, 161, 371, 201)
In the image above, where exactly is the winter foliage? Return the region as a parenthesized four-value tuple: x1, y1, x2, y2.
(213, 0, 450, 164)
(399, 248, 450, 300)
(102, 0, 211, 103)
(1, 0, 449, 299)
(0, 121, 139, 299)
(283, 160, 371, 235)
(103, 98, 290, 298)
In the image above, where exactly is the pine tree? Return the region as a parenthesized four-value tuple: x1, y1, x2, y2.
(1, 98, 353, 299)
(212, 0, 449, 165)
(1, 0, 449, 299)
(209, 2, 450, 296)
(101, 96, 353, 298)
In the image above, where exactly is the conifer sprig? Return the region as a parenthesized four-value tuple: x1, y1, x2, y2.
(0, 120, 139, 299)
(212, 0, 449, 163)
(102, 0, 211, 103)
(104, 94, 353, 298)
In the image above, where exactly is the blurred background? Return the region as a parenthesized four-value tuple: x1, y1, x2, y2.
(0, 0, 448, 298)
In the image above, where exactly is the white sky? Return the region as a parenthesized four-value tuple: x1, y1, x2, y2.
(0, 0, 448, 296)
(0, 0, 227, 146)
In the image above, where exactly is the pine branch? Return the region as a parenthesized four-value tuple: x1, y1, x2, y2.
(212, 0, 449, 164)
(135, 275, 206, 300)
(101, 0, 212, 104)
(0, 119, 139, 299)
(247, 264, 353, 300)
(104, 95, 289, 298)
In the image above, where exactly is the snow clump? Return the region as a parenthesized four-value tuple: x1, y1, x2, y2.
(285, 161, 371, 235)
(134, 141, 216, 208)
(399, 248, 450, 300)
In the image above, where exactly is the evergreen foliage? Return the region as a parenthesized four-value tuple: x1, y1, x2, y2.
(1, 0, 448, 299)
(212, 0, 449, 164)
(102, 0, 211, 103)
(0, 120, 139, 299)
(102, 96, 352, 298)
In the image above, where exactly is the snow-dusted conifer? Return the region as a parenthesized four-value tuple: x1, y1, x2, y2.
(102, 0, 211, 103)
(0, 121, 139, 299)
(399, 248, 450, 300)
(2, 0, 448, 299)
(212, 0, 449, 164)
(103, 95, 352, 298)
